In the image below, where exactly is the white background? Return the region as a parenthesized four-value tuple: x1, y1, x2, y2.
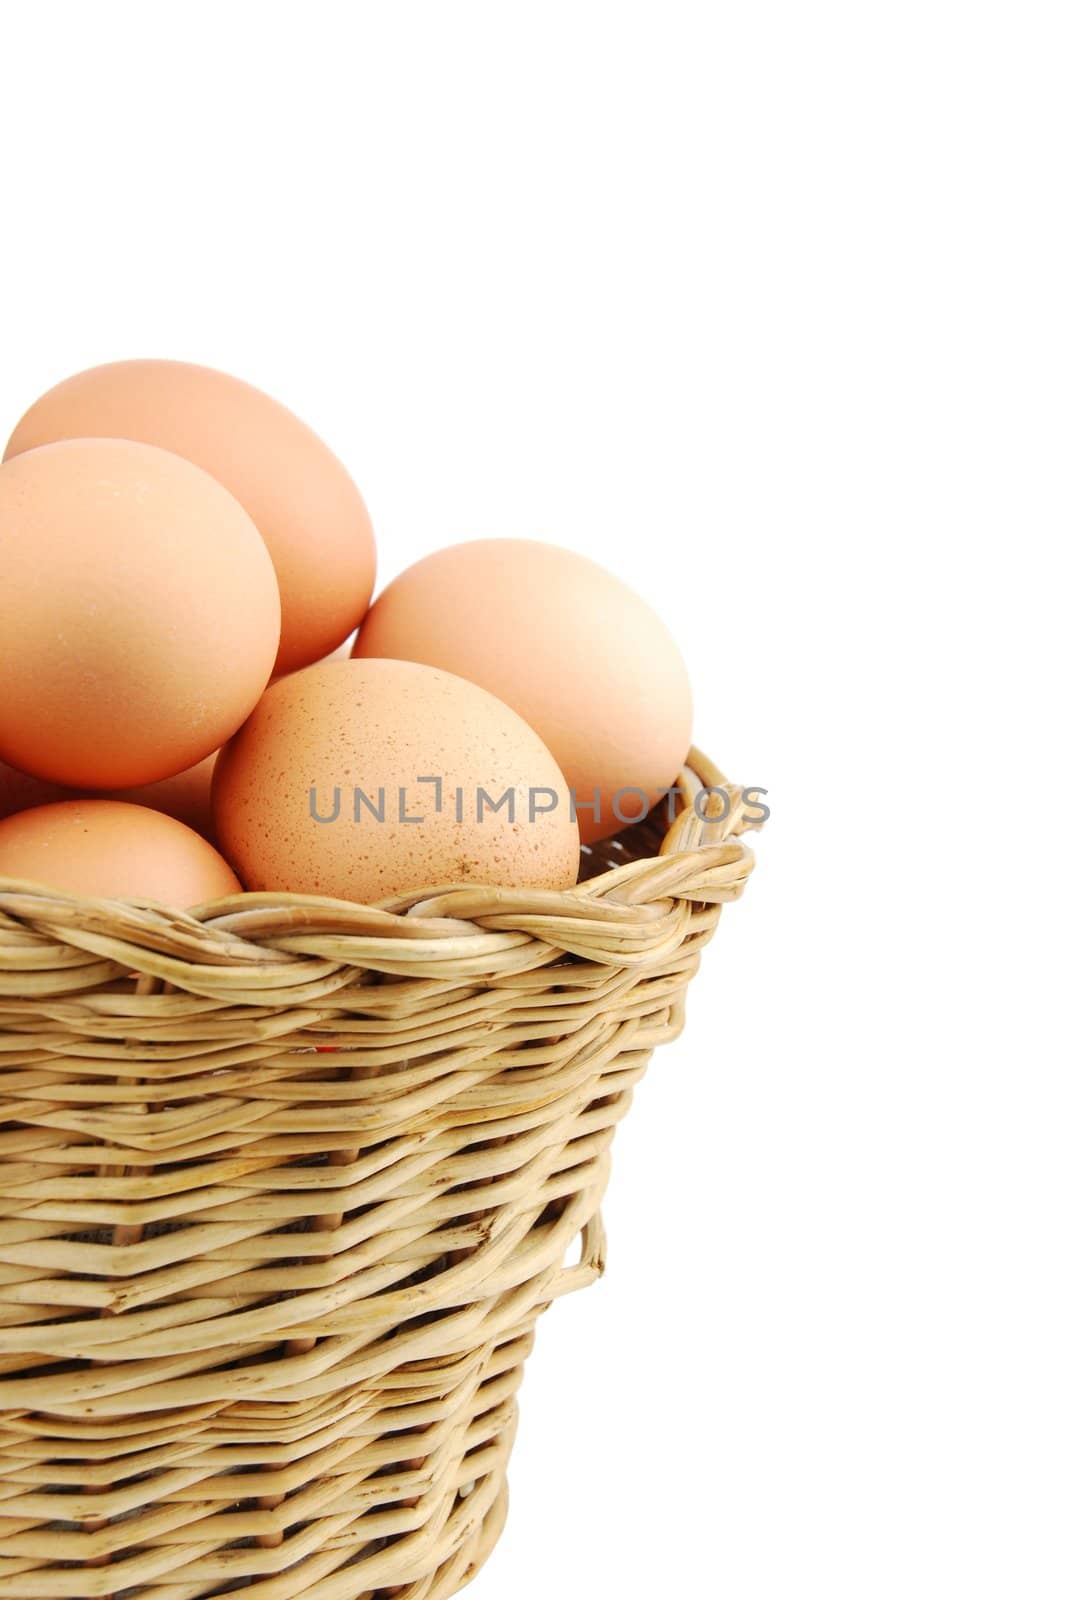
(2, 4, 1067, 1597)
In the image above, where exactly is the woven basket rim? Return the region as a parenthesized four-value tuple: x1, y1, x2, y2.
(0, 747, 758, 967)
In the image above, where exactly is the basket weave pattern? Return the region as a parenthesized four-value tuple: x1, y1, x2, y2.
(0, 751, 756, 1599)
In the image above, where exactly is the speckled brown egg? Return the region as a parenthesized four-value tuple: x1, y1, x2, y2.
(6, 359, 376, 675)
(0, 800, 241, 906)
(212, 658, 580, 902)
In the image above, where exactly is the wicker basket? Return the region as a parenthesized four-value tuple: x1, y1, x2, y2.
(0, 749, 757, 1600)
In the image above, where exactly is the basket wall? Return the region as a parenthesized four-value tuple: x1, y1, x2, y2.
(0, 752, 756, 1599)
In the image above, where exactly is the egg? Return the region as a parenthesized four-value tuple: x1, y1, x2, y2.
(6, 359, 376, 675)
(272, 629, 358, 682)
(0, 752, 218, 838)
(354, 539, 693, 843)
(0, 439, 280, 788)
(213, 658, 580, 902)
(0, 800, 241, 906)
(106, 753, 220, 840)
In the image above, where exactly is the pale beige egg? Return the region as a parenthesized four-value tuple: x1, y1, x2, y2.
(0, 800, 241, 906)
(0, 439, 279, 789)
(355, 539, 693, 843)
(6, 359, 375, 675)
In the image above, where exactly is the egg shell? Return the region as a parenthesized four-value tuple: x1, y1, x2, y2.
(0, 439, 280, 788)
(271, 630, 358, 683)
(6, 359, 376, 675)
(0, 799, 241, 906)
(0, 752, 219, 838)
(213, 658, 581, 902)
(105, 753, 220, 840)
(354, 538, 693, 843)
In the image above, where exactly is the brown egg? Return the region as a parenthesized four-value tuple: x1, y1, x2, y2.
(6, 360, 376, 675)
(109, 753, 219, 840)
(355, 539, 693, 843)
(213, 658, 580, 902)
(0, 800, 241, 906)
(0, 439, 279, 789)
(0, 752, 218, 838)
(271, 629, 357, 683)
